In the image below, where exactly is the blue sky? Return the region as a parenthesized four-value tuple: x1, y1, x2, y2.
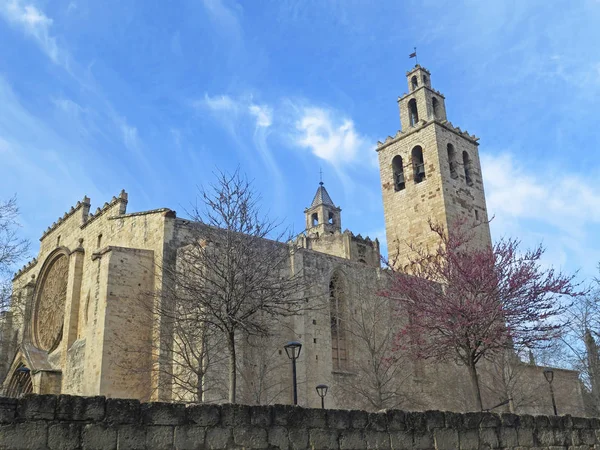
(1, 0, 599, 280)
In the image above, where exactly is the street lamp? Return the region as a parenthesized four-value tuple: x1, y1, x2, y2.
(316, 384, 329, 409)
(543, 369, 558, 415)
(284, 341, 302, 405)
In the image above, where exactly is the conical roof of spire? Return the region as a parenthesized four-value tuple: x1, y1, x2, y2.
(310, 182, 336, 208)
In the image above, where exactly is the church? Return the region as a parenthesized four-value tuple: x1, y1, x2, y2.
(0, 66, 586, 415)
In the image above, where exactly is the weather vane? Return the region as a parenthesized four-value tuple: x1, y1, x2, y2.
(319, 168, 324, 186)
(409, 47, 418, 66)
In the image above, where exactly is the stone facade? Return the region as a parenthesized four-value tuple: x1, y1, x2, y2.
(1, 394, 600, 450)
(0, 66, 587, 417)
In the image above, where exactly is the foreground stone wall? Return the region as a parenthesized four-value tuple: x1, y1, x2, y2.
(1, 395, 599, 449)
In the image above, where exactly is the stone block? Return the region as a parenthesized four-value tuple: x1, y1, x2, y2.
(142, 402, 186, 425)
(105, 398, 141, 424)
(48, 423, 82, 450)
(425, 410, 444, 429)
(554, 428, 572, 446)
(536, 427, 555, 446)
(445, 411, 462, 429)
(187, 404, 219, 427)
(82, 423, 117, 450)
(406, 411, 426, 433)
(413, 431, 434, 449)
(146, 426, 175, 450)
(309, 428, 339, 450)
(327, 409, 351, 429)
(434, 428, 458, 450)
(500, 412, 519, 428)
(233, 426, 268, 449)
(535, 414, 550, 429)
(548, 414, 563, 429)
(220, 403, 250, 427)
(205, 426, 232, 449)
(519, 414, 535, 428)
(349, 410, 368, 429)
(286, 406, 326, 429)
(56, 395, 105, 421)
(250, 405, 272, 427)
(339, 429, 366, 450)
(368, 411, 388, 431)
(480, 412, 500, 428)
(479, 428, 499, 448)
(365, 430, 391, 449)
(0, 422, 48, 450)
(288, 428, 309, 450)
(499, 427, 518, 448)
(387, 409, 406, 431)
(389, 430, 413, 449)
(116, 424, 146, 450)
(174, 425, 206, 450)
(268, 426, 289, 449)
(459, 429, 480, 450)
(17, 393, 56, 420)
(517, 427, 534, 447)
(462, 412, 481, 429)
(562, 414, 574, 429)
(573, 417, 591, 429)
(580, 428, 597, 445)
(0, 397, 17, 423)
(272, 404, 294, 427)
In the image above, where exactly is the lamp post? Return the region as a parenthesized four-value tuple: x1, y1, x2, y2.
(316, 384, 328, 409)
(284, 341, 302, 405)
(544, 369, 558, 415)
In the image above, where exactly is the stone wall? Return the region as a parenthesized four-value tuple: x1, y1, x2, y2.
(1, 394, 599, 450)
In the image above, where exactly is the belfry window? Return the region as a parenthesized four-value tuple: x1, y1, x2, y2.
(463, 151, 473, 185)
(328, 211, 334, 225)
(447, 144, 457, 179)
(311, 213, 318, 227)
(411, 76, 418, 90)
(412, 146, 426, 183)
(432, 97, 441, 119)
(408, 99, 419, 127)
(330, 271, 348, 371)
(392, 155, 405, 191)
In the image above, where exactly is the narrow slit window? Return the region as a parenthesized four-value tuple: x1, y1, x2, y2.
(447, 144, 457, 179)
(411, 75, 418, 90)
(432, 97, 441, 119)
(463, 151, 473, 185)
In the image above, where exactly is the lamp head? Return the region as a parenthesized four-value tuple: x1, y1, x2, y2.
(284, 341, 302, 360)
(316, 384, 329, 398)
(544, 369, 554, 384)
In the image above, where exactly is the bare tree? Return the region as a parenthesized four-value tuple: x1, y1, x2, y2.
(336, 287, 417, 411)
(0, 196, 29, 310)
(159, 170, 310, 403)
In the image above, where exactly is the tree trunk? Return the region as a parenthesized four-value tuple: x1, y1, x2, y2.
(227, 330, 237, 403)
(467, 359, 483, 411)
(585, 329, 600, 413)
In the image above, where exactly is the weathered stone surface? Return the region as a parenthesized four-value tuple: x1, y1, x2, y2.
(56, 395, 105, 422)
(17, 393, 56, 420)
(48, 423, 82, 450)
(174, 425, 206, 450)
(205, 426, 232, 449)
(82, 423, 117, 450)
(146, 426, 175, 450)
(434, 428, 458, 450)
(425, 410, 444, 429)
(365, 430, 391, 449)
(0, 397, 17, 423)
(141, 402, 186, 425)
(327, 409, 351, 429)
(233, 426, 268, 449)
(0, 422, 49, 449)
(250, 405, 272, 427)
(187, 404, 219, 427)
(459, 429, 480, 450)
(387, 409, 407, 431)
(105, 398, 141, 424)
(288, 428, 309, 450)
(267, 425, 289, 449)
(309, 428, 339, 450)
(349, 410, 368, 429)
(116, 424, 146, 450)
(339, 429, 366, 450)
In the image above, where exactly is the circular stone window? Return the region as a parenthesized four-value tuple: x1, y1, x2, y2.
(33, 253, 69, 352)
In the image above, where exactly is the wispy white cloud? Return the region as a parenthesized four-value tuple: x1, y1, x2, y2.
(249, 104, 272, 128)
(0, 0, 65, 66)
(120, 123, 140, 152)
(201, 0, 243, 42)
(293, 106, 373, 167)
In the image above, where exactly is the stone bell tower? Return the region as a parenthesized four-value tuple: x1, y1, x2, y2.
(304, 181, 342, 236)
(376, 65, 491, 270)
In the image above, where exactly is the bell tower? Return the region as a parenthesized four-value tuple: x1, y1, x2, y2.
(376, 65, 491, 270)
(304, 181, 341, 236)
